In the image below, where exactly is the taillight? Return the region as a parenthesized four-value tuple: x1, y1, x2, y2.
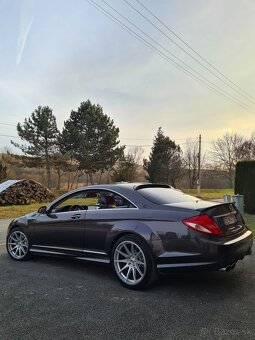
(183, 214, 223, 235)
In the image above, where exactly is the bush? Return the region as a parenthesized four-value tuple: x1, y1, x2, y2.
(235, 161, 255, 214)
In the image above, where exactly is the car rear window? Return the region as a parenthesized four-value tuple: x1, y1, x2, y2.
(136, 187, 198, 205)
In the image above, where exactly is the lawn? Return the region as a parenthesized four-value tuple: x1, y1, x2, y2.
(243, 214, 255, 233)
(183, 188, 234, 200)
(0, 202, 50, 219)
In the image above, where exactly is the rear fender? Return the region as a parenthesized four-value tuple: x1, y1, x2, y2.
(105, 220, 163, 256)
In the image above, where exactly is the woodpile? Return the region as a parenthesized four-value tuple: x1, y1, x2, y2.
(0, 179, 55, 205)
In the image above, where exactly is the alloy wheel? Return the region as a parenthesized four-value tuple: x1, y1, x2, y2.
(7, 230, 29, 260)
(114, 240, 146, 286)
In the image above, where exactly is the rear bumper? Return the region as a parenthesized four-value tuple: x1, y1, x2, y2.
(156, 230, 253, 273)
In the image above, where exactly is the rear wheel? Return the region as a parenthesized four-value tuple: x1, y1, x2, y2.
(111, 235, 158, 289)
(7, 228, 31, 261)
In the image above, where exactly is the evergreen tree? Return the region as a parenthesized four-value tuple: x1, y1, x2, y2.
(112, 154, 137, 182)
(11, 106, 59, 188)
(60, 100, 124, 184)
(143, 127, 182, 186)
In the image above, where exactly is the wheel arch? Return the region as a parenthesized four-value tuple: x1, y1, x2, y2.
(7, 223, 28, 235)
(108, 231, 146, 255)
(105, 221, 163, 257)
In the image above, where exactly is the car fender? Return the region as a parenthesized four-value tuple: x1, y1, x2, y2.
(7, 213, 37, 242)
(104, 220, 164, 256)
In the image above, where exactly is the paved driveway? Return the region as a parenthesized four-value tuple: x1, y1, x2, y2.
(0, 219, 254, 340)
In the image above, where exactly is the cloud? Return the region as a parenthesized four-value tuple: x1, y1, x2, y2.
(16, 0, 35, 65)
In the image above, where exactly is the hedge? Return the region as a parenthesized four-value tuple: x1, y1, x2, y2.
(235, 161, 255, 214)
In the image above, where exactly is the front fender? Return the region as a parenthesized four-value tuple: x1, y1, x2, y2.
(7, 212, 38, 242)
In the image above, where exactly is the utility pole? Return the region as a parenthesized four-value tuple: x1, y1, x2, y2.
(197, 134, 201, 197)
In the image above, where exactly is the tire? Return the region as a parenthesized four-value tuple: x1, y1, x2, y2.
(6, 228, 31, 261)
(111, 234, 158, 290)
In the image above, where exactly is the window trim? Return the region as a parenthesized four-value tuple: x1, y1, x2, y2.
(47, 188, 138, 213)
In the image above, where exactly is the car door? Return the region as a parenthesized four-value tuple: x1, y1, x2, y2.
(33, 191, 87, 252)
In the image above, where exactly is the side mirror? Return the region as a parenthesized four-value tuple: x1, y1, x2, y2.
(38, 206, 47, 214)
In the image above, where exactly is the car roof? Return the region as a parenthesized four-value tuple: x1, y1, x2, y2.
(47, 183, 172, 210)
(75, 182, 171, 192)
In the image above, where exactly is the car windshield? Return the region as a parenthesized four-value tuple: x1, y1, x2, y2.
(136, 187, 199, 205)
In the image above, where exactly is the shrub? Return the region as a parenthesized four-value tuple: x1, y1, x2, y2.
(235, 161, 255, 214)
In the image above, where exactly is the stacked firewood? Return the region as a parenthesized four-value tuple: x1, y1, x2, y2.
(0, 180, 55, 205)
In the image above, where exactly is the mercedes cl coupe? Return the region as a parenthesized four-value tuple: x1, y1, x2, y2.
(6, 183, 253, 289)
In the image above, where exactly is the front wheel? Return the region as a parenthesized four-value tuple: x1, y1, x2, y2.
(6, 228, 31, 261)
(111, 235, 158, 290)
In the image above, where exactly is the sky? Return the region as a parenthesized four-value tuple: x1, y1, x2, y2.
(0, 0, 255, 157)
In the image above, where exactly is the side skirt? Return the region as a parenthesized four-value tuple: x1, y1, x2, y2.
(29, 246, 110, 264)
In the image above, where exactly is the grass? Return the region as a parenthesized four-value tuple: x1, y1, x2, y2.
(183, 188, 234, 200)
(243, 214, 255, 233)
(0, 202, 50, 219)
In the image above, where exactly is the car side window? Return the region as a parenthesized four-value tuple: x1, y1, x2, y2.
(50, 190, 135, 213)
(98, 191, 134, 209)
(51, 191, 91, 213)
(113, 194, 134, 208)
(86, 190, 135, 210)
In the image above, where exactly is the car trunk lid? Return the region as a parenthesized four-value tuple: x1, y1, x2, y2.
(165, 201, 245, 235)
(200, 202, 245, 235)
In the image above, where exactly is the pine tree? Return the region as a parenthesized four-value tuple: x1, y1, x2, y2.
(11, 106, 59, 188)
(60, 100, 124, 184)
(112, 154, 137, 182)
(143, 127, 182, 186)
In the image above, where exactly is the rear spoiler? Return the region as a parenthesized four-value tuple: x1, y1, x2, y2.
(134, 184, 172, 190)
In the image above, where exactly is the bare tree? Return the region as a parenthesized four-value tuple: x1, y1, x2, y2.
(112, 147, 145, 183)
(211, 132, 245, 187)
(183, 139, 206, 189)
(128, 146, 144, 167)
(235, 132, 255, 160)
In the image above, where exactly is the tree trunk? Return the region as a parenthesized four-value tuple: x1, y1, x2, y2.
(88, 172, 94, 185)
(98, 170, 103, 184)
(45, 152, 52, 189)
(67, 172, 71, 190)
(46, 163, 52, 188)
(57, 167, 61, 191)
(70, 170, 78, 190)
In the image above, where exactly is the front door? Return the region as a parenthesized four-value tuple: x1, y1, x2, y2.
(33, 191, 88, 252)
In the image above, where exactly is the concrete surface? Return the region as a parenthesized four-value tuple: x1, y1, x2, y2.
(0, 219, 254, 340)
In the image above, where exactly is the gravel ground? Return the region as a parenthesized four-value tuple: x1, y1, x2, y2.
(0, 219, 254, 340)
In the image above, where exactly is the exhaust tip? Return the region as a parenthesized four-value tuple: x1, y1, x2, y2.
(225, 265, 232, 272)
(219, 263, 236, 272)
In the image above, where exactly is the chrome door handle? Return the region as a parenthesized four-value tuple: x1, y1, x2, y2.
(71, 214, 81, 220)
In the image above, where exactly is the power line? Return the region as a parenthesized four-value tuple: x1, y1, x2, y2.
(99, 0, 252, 109)
(121, 137, 198, 141)
(123, 0, 255, 105)
(85, 0, 251, 110)
(121, 141, 199, 147)
(0, 134, 19, 138)
(0, 122, 16, 126)
(134, 0, 255, 102)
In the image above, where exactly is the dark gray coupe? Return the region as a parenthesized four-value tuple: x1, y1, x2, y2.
(6, 183, 253, 289)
